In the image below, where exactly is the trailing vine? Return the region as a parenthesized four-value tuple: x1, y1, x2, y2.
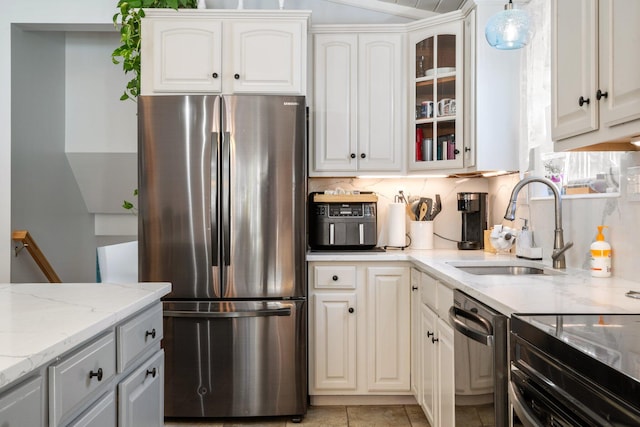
(111, 0, 197, 101)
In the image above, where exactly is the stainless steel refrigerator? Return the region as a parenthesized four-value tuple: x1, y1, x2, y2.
(137, 95, 307, 420)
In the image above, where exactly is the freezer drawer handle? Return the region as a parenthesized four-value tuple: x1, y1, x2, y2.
(164, 307, 292, 318)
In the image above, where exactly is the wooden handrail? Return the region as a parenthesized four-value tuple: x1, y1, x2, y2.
(12, 230, 62, 283)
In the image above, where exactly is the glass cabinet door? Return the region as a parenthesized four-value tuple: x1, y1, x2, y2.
(411, 22, 463, 171)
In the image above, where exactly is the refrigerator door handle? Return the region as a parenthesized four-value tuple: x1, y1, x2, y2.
(221, 130, 231, 268)
(211, 131, 219, 267)
(164, 307, 292, 318)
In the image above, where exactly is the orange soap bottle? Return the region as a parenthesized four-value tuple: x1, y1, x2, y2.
(590, 225, 612, 278)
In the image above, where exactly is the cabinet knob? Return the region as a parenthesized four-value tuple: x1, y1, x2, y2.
(348, 307, 355, 314)
(89, 368, 103, 381)
(596, 89, 609, 100)
(350, 153, 356, 159)
(360, 153, 366, 159)
(234, 74, 240, 80)
(212, 72, 218, 79)
(146, 368, 157, 378)
(453, 149, 460, 155)
(412, 286, 418, 291)
(464, 147, 471, 153)
(578, 96, 590, 107)
(427, 331, 434, 338)
(332, 275, 339, 281)
(431, 337, 439, 344)
(145, 328, 156, 340)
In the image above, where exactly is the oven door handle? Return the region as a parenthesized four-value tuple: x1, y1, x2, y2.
(508, 380, 543, 427)
(448, 306, 494, 346)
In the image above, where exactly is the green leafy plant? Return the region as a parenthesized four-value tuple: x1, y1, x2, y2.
(123, 189, 139, 214)
(111, 0, 198, 101)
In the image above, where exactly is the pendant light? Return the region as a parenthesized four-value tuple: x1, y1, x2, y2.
(485, 0, 531, 50)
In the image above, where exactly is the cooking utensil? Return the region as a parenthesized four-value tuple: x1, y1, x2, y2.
(418, 202, 428, 221)
(406, 203, 416, 221)
(429, 194, 442, 220)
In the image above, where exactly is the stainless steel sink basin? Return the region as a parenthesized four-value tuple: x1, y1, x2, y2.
(447, 262, 564, 276)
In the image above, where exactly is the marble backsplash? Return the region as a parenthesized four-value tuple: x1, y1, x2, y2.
(310, 150, 640, 282)
(489, 152, 640, 282)
(308, 177, 492, 250)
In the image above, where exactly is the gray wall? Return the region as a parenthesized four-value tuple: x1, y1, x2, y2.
(11, 26, 96, 283)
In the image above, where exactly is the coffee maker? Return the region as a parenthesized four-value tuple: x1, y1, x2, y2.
(457, 192, 488, 250)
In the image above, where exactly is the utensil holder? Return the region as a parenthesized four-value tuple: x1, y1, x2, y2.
(410, 221, 434, 249)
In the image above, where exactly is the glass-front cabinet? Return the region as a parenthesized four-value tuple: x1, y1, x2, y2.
(410, 21, 464, 171)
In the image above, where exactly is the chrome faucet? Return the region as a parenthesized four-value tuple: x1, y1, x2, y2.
(504, 176, 573, 269)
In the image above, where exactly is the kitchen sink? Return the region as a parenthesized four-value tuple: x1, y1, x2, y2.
(448, 262, 565, 276)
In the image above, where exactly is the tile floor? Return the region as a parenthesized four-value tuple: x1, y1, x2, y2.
(164, 403, 495, 427)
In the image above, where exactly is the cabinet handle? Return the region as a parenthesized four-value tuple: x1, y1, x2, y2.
(332, 275, 339, 281)
(412, 286, 418, 291)
(596, 89, 608, 100)
(360, 153, 366, 159)
(89, 368, 103, 381)
(212, 72, 218, 79)
(146, 368, 157, 378)
(145, 328, 156, 339)
(348, 307, 355, 314)
(431, 337, 439, 344)
(234, 73, 240, 80)
(464, 147, 471, 153)
(350, 153, 356, 159)
(578, 96, 590, 107)
(427, 331, 434, 337)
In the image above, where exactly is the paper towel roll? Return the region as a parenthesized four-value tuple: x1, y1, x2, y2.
(387, 203, 407, 247)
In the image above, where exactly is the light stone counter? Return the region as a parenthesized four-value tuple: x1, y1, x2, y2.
(307, 249, 640, 315)
(0, 282, 171, 390)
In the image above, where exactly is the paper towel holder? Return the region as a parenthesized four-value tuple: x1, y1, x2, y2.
(384, 233, 411, 250)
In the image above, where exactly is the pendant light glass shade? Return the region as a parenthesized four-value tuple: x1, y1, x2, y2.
(485, 1, 531, 50)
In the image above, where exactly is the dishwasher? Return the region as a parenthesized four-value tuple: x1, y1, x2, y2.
(449, 289, 509, 427)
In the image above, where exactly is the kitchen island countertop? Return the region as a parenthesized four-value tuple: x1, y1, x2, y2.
(308, 249, 640, 316)
(0, 281, 171, 390)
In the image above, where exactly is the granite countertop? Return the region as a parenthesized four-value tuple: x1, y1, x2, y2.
(0, 282, 171, 391)
(307, 249, 640, 316)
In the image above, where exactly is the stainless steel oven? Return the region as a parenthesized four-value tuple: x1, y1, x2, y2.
(510, 314, 640, 427)
(449, 290, 509, 427)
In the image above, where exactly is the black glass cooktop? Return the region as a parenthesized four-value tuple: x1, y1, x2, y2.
(514, 314, 640, 383)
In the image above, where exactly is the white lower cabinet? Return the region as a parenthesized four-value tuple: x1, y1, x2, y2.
(67, 391, 116, 427)
(118, 350, 164, 427)
(309, 262, 410, 396)
(416, 270, 455, 426)
(0, 375, 45, 426)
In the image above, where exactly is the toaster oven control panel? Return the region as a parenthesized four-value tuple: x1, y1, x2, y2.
(316, 203, 376, 218)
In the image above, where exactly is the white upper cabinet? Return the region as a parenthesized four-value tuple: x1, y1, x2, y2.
(552, 0, 640, 150)
(141, 10, 309, 95)
(312, 29, 404, 176)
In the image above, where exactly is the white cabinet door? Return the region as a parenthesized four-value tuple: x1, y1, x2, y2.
(312, 32, 403, 175)
(365, 266, 410, 392)
(0, 376, 45, 427)
(118, 350, 164, 427)
(228, 21, 305, 94)
(410, 268, 421, 400)
(143, 19, 223, 94)
(313, 34, 358, 173)
(357, 34, 403, 172)
(551, 0, 598, 141)
(598, 0, 640, 128)
(420, 304, 437, 426)
(437, 318, 455, 427)
(312, 292, 358, 391)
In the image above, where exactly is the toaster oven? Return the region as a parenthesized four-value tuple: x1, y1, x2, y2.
(308, 192, 378, 250)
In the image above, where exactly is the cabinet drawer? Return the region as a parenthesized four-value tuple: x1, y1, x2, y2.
(49, 332, 116, 427)
(117, 303, 163, 372)
(420, 271, 438, 310)
(314, 265, 357, 289)
(0, 375, 45, 427)
(67, 390, 116, 427)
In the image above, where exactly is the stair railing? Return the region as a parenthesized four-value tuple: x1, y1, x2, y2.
(12, 230, 62, 283)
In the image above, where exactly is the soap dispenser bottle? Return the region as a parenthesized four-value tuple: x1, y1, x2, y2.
(590, 225, 612, 277)
(516, 218, 542, 260)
